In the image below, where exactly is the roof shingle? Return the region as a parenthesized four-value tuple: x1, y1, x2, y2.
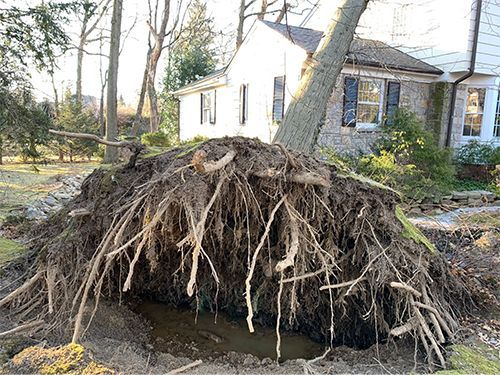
(261, 20, 443, 75)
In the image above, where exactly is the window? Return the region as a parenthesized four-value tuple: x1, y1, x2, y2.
(272, 76, 285, 122)
(200, 91, 216, 124)
(463, 88, 485, 137)
(239, 84, 248, 124)
(342, 77, 392, 128)
(494, 90, 500, 138)
(357, 80, 382, 125)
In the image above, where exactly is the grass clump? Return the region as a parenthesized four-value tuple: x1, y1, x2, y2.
(436, 344, 500, 375)
(0, 237, 25, 266)
(9, 343, 112, 374)
(395, 206, 435, 253)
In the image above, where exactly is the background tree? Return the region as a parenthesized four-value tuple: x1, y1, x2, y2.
(236, 0, 314, 48)
(75, 0, 112, 104)
(160, 0, 216, 141)
(273, 0, 369, 153)
(0, 1, 78, 163)
(54, 90, 99, 162)
(103, 0, 123, 163)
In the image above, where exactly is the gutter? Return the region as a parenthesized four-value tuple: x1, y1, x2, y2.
(445, 0, 482, 147)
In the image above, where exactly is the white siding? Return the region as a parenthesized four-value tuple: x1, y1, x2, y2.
(178, 22, 307, 142)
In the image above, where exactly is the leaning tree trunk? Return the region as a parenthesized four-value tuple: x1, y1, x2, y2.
(273, 0, 369, 153)
(103, 0, 122, 164)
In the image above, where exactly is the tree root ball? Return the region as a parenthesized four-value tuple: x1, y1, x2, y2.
(2, 137, 468, 368)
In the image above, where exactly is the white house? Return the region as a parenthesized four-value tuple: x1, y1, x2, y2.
(174, 0, 500, 153)
(354, 0, 500, 148)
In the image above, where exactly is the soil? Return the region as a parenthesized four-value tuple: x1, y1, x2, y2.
(0, 137, 497, 373)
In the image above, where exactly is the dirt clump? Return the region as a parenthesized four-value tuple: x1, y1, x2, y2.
(0, 137, 468, 369)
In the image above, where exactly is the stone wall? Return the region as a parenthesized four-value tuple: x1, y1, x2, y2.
(317, 73, 434, 154)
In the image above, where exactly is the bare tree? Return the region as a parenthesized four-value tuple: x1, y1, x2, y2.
(76, 0, 112, 103)
(103, 0, 122, 164)
(236, 1, 312, 49)
(145, 0, 171, 133)
(273, 0, 370, 153)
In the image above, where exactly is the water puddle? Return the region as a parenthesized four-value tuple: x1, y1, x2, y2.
(137, 301, 324, 360)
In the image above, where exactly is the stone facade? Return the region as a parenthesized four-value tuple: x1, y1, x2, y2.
(318, 73, 434, 154)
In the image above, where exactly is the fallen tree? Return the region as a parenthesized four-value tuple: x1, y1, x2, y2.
(1, 137, 468, 368)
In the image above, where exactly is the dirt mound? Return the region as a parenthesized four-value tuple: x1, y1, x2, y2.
(0, 137, 467, 368)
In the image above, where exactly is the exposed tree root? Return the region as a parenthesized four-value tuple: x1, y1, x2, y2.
(1, 137, 468, 369)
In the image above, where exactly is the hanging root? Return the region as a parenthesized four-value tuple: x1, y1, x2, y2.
(1, 137, 466, 367)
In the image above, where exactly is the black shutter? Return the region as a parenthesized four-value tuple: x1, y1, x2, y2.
(272, 76, 285, 122)
(343, 77, 358, 127)
(200, 93, 204, 124)
(385, 82, 401, 124)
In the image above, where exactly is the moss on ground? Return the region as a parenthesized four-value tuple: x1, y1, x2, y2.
(0, 237, 25, 266)
(337, 171, 401, 196)
(8, 343, 113, 374)
(395, 206, 436, 253)
(437, 344, 500, 375)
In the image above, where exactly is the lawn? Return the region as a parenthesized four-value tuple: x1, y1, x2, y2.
(0, 162, 99, 221)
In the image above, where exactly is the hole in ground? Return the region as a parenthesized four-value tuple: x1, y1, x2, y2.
(134, 300, 325, 361)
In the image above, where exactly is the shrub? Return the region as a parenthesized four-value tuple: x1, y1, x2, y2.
(181, 135, 209, 145)
(141, 131, 174, 147)
(454, 140, 500, 165)
(358, 110, 455, 199)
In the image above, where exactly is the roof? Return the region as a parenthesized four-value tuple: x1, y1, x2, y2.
(261, 20, 443, 75)
(173, 68, 226, 94)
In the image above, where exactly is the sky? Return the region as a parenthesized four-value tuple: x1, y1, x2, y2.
(29, 0, 338, 106)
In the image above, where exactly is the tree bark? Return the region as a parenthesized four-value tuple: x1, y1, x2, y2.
(273, 0, 369, 153)
(146, 0, 171, 133)
(103, 0, 122, 163)
(258, 0, 268, 19)
(236, 0, 246, 49)
(130, 48, 151, 137)
(76, 40, 85, 104)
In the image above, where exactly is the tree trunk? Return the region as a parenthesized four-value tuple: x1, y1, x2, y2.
(147, 50, 161, 132)
(49, 70, 60, 117)
(258, 0, 268, 19)
(236, 0, 246, 49)
(146, 0, 171, 133)
(275, 3, 288, 23)
(76, 40, 85, 104)
(273, 0, 369, 153)
(103, 0, 122, 164)
(130, 49, 151, 136)
(99, 87, 105, 136)
(0, 136, 3, 165)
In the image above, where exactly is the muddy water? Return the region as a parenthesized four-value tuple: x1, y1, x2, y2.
(137, 301, 324, 360)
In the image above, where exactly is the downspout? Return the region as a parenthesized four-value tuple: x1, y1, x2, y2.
(445, 0, 482, 147)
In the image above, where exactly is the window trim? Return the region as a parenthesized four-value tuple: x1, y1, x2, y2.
(462, 86, 485, 138)
(494, 89, 500, 138)
(200, 90, 216, 125)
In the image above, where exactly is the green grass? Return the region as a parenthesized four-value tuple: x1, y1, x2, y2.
(0, 236, 25, 266)
(0, 162, 99, 221)
(437, 344, 500, 375)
